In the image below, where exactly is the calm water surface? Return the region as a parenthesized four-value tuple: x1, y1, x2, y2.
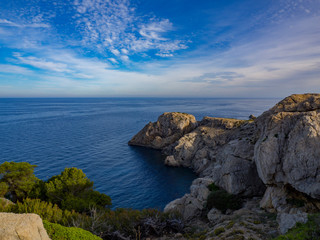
(0, 98, 279, 209)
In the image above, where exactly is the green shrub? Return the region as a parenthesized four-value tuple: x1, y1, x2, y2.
(273, 214, 320, 240)
(206, 190, 242, 213)
(45, 167, 111, 212)
(207, 183, 220, 192)
(7, 198, 86, 226)
(214, 227, 225, 236)
(0, 183, 9, 197)
(43, 220, 102, 240)
(0, 162, 39, 201)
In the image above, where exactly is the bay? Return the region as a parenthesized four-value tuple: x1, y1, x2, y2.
(0, 98, 279, 209)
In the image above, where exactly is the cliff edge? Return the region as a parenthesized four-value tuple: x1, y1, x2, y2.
(129, 93, 320, 236)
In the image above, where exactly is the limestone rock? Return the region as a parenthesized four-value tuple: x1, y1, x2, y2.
(255, 94, 320, 200)
(277, 212, 308, 234)
(128, 112, 197, 149)
(269, 93, 320, 113)
(132, 93, 320, 225)
(164, 178, 213, 220)
(207, 208, 222, 223)
(164, 155, 180, 167)
(260, 187, 288, 212)
(164, 117, 265, 197)
(0, 213, 50, 240)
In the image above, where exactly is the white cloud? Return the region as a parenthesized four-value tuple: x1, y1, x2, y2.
(156, 53, 173, 57)
(120, 55, 129, 62)
(0, 19, 50, 28)
(111, 49, 120, 56)
(73, 0, 187, 60)
(108, 58, 118, 64)
(0, 64, 32, 74)
(138, 19, 172, 40)
(121, 48, 129, 54)
(14, 54, 70, 73)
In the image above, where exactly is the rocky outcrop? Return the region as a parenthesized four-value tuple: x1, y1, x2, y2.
(0, 213, 50, 240)
(128, 112, 197, 149)
(130, 93, 320, 234)
(163, 117, 265, 197)
(254, 94, 320, 209)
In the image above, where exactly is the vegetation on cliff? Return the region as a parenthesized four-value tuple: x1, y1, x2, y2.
(0, 161, 182, 240)
(43, 220, 103, 240)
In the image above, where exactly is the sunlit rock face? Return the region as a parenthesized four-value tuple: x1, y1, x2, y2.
(128, 112, 197, 149)
(0, 213, 50, 240)
(254, 94, 320, 201)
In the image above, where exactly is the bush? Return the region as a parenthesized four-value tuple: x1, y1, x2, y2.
(206, 190, 242, 213)
(5, 198, 86, 227)
(43, 220, 102, 240)
(0, 162, 38, 201)
(207, 183, 220, 192)
(45, 167, 111, 212)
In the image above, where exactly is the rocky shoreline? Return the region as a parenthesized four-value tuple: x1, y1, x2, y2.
(129, 94, 320, 239)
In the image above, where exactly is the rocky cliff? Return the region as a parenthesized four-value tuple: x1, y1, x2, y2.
(129, 93, 320, 236)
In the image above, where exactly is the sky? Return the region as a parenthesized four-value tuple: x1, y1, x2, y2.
(0, 0, 319, 98)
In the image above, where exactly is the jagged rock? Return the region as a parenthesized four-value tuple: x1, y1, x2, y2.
(260, 186, 288, 212)
(128, 112, 197, 149)
(164, 178, 213, 220)
(132, 93, 320, 233)
(255, 94, 320, 201)
(277, 212, 308, 234)
(164, 117, 265, 197)
(0, 213, 50, 240)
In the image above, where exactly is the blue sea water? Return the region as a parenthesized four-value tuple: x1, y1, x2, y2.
(0, 98, 279, 210)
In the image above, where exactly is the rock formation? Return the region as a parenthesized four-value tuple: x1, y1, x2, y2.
(128, 112, 197, 149)
(129, 93, 320, 234)
(254, 94, 320, 209)
(0, 213, 50, 240)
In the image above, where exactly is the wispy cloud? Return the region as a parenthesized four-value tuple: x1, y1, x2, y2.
(73, 0, 187, 60)
(184, 72, 244, 84)
(0, 19, 50, 28)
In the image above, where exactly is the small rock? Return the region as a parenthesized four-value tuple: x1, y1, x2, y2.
(164, 155, 180, 167)
(277, 212, 308, 234)
(207, 208, 222, 223)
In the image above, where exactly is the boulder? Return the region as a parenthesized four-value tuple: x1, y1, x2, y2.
(277, 212, 308, 234)
(0, 212, 50, 240)
(255, 94, 320, 201)
(164, 178, 213, 221)
(128, 112, 197, 149)
(207, 208, 223, 223)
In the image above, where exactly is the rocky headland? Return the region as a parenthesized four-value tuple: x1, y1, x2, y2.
(129, 93, 320, 239)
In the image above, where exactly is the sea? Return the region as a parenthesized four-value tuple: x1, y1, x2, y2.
(0, 98, 280, 210)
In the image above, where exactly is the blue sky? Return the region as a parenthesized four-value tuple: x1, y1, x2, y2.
(0, 0, 319, 97)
